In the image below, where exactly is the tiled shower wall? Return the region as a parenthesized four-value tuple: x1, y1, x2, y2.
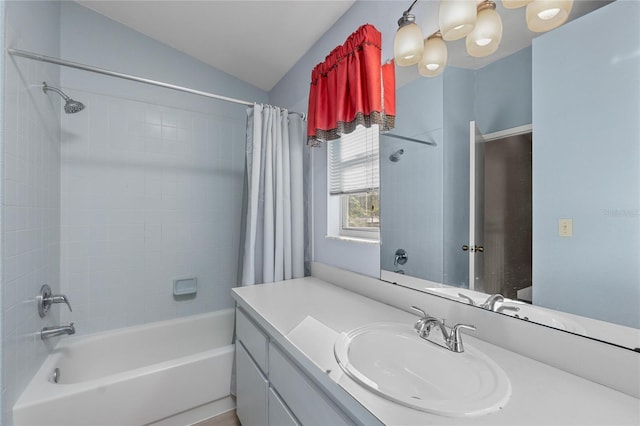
(60, 89, 246, 334)
(1, 1, 62, 423)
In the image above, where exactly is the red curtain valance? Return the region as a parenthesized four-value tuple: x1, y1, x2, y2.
(307, 24, 396, 147)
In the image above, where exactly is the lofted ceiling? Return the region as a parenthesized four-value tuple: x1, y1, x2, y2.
(75, 0, 356, 92)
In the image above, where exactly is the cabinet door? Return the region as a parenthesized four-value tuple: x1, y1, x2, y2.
(269, 387, 300, 426)
(269, 343, 353, 426)
(236, 342, 268, 426)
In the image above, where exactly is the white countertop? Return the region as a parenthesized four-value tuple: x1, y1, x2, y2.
(232, 277, 640, 425)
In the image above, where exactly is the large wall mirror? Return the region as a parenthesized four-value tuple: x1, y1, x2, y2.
(380, 0, 639, 350)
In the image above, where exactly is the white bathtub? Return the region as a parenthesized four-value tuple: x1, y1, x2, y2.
(14, 309, 235, 426)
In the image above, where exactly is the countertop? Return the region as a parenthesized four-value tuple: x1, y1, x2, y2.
(232, 277, 640, 425)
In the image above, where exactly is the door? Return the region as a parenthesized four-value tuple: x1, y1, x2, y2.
(468, 122, 533, 298)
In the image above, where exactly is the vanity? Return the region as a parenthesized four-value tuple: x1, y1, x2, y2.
(232, 263, 640, 425)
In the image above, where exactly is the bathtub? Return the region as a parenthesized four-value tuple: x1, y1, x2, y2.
(14, 309, 235, 426)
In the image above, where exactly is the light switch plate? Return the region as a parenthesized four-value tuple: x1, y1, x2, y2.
(558, 218, 573, 237)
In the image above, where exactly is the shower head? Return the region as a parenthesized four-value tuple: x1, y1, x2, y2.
(42, 82, 85, 114)
(389, 148, 404, 162)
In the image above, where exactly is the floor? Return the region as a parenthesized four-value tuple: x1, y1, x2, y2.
(194, 410, 241, 426)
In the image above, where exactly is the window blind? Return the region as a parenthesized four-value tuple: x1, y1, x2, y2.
(328, 125, 379, 195)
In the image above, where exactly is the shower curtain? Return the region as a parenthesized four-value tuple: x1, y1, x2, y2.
(240, 104, 306, 286)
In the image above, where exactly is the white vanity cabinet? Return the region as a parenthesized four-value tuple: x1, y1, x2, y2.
(235, 308, 354, 426)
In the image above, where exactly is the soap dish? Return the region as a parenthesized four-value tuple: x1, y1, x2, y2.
(173, 277, 197, 296)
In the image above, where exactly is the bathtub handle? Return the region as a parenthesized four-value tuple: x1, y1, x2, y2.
(49, 295, 72, 313)
(38, 285, 72, 317)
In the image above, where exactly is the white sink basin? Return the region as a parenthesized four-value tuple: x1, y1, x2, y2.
(334, 323, 511, 417)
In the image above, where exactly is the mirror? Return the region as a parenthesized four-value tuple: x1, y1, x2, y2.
(380, 0, 640, 350)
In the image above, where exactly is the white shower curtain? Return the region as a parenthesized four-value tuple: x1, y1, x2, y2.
(241, 104, 305, 285)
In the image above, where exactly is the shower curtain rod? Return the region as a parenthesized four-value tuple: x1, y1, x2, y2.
(381, 132, 436, 146)
(7, 48, 306, 119)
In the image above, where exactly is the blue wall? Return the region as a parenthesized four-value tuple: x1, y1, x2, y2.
(380, 77, 443, 280)
(475, 47, 532, 135)
(532, 0, 640, 328)
(2, 1, 62, 423)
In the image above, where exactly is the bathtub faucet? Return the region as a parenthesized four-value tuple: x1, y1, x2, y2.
(41, 323, 75, 340)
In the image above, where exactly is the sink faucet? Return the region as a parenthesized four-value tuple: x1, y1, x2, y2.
(480, 294, 504, 311)
(41, 323, 75, 340)
(410, 306, 476, 353)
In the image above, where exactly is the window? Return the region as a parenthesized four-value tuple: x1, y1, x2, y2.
(328, 125, 380, 241)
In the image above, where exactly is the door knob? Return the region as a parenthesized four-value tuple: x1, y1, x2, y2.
(475, 245, 484, 253)
(462, 245, 469, 251)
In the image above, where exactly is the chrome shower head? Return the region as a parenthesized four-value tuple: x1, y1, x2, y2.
(389, 148, 404, 162)
(42, 82, 85, 114)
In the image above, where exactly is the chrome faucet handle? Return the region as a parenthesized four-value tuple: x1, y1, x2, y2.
(410, 306, 428, 318)
(457, 293, 476, 306)
(496, 305, 520, 314)
(448, 323, 476, 353)
(37, 285, 73, 317)
(49, 294, 72, 312)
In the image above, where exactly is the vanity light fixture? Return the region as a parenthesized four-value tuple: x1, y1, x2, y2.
(394, 0, 573, 76)
(439, 0, 477, 41)
(526, 0, 573, 32)
(466, 1, 503, 58)
(419, 31, 448, 77)
(394, 0, 424, 66)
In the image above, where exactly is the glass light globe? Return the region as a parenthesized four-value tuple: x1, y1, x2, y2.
(526, 0, 573, 32)
(394, 21, 424, 66)
(439, 0, 477, 41)
(502, 0, 533, 8)
(466, 1, 503, 58)
(419, 32, 448, 77)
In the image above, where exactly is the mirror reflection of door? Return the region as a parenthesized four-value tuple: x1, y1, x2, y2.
(470, 123, 532, 300)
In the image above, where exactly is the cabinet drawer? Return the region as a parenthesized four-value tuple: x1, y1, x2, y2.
(236, 308, 268, 373)
(269, 387, 300, 426)
(269, 343, 352, 426)
(236, 342, 268, 426)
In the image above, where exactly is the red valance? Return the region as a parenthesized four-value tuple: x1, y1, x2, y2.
(307, 24, 396, 147)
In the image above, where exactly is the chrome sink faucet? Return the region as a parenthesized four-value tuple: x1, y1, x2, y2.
(41, 323, 75, 340)
(410, 306, 476, 353)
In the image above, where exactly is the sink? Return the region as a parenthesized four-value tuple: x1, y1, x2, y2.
(334, 323, 511, 417)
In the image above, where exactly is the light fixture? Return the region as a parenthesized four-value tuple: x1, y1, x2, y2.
(526, 0, 573, 32)
(394, 0, 424, 66)
(439, 0, 477, 41)
(419, 32, 448, 77)
(466, 1, 503, 58)
(394, 0, 573, 78)
(501, 0, 533, 8)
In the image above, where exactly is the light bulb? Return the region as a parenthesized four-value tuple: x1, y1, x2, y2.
(502, 0, 533, 8)
(394, 15, 424, 66)
(439, 0, 477, 41)
(538, 8, 560, 19)
(526, 0, 573, 32)
(419, 32, 448, 77)
(466, 1, 502, 58)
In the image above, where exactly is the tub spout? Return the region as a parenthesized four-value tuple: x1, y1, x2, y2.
(41, 323, 75, 340)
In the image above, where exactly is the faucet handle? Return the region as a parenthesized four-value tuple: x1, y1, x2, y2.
(448, 323, 476, 353)
(410, 306, 428, 318)
(457, 293, 476, 306)
(49, 295, 72, 312)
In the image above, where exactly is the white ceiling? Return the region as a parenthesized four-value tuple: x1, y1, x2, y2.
(76, 0, 611, 92)
(76, 0, 356, 92)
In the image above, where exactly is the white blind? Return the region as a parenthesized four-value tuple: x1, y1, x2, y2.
(328, 125, 379, 195)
